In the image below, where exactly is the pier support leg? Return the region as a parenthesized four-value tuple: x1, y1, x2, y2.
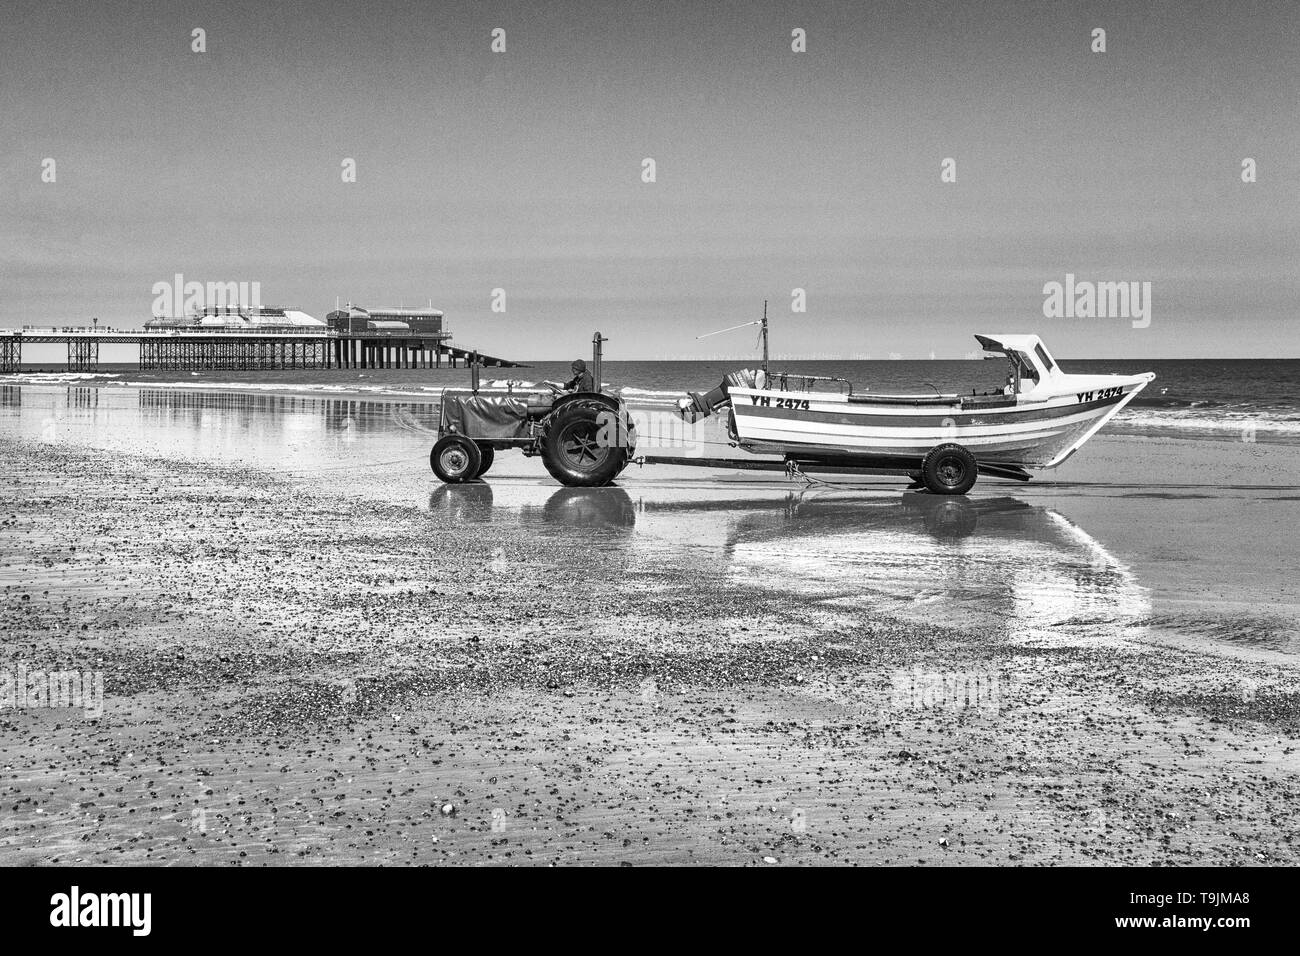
(0, 338, 20, 373)
(67, 339, 98, 372)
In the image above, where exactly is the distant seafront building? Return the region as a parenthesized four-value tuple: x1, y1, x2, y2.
(325, 304, 446, 337)
(144, 306, 326, 333)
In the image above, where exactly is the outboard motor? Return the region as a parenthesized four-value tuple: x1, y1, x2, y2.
(676, 368, 766, 423)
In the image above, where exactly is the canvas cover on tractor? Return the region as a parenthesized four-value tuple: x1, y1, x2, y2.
(439, 391, 532, 440)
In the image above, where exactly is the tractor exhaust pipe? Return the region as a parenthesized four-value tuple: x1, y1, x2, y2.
(592, 331, 605, 393)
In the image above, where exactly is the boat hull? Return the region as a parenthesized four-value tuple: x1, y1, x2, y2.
(729, 374, 1152, 469)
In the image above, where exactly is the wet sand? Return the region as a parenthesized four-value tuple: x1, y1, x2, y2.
(1, 384, 1299, 865)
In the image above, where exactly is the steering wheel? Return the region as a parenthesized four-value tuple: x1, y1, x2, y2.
(542, 380, 565, 394)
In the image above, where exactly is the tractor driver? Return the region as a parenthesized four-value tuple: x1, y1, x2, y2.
(563, 358, 594, 392)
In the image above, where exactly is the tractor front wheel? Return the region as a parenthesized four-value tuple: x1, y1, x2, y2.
(431, 435, 482, 484)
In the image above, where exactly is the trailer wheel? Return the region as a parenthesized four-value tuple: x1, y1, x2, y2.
(474, 444, 495, 478)
(431, 435, 482, 484)
(921, 443, 977, 495)
(541, 404, 625, 487)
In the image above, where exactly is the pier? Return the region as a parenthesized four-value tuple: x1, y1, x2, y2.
(0, 327, 523, 373)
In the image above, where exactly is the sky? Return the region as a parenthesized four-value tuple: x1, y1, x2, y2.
(2, 0, 1297, 360)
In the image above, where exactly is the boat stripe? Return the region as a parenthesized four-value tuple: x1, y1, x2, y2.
(736, 402, 1108, 437)
(731, 394, 1123, 428)
(741, 419, 1083, 441)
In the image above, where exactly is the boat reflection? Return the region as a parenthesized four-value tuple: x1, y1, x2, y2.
(632, 490, 1150, 632)
(635, 490, 1038, 541)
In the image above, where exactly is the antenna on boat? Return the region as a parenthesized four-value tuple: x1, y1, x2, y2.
(696, 300, 770, 372)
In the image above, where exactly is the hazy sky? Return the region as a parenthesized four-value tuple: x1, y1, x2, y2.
(2, 0, 1297, 359)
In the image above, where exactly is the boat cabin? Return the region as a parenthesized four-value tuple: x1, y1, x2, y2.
(974, 334, 1061, 396)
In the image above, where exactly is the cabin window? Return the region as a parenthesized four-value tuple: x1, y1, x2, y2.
(1034, 343, 1055, 371)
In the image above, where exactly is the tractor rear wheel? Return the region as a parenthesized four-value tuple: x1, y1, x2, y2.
(541, 403, 626, 487)
(431, 435, 482, 484)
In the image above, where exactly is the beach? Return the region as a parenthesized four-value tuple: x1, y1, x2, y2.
(2, 382, 1299, 865)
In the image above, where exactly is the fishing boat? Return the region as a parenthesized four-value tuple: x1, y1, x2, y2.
(426, 314, 1152, 495)
(671, 309, 1154, 494)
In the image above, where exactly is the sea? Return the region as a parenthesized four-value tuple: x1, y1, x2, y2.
(5, 358, 1299, 444)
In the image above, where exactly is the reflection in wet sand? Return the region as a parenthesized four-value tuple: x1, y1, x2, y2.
(441, 481, 1149, 636)
(621, 491, 1145, 633)
(699, 491, 1150, 633)
(428, 482, 495, 522)
(431, 485, 638, 530)
(532, 487, 637, 530)
(136, 389, 441, 440)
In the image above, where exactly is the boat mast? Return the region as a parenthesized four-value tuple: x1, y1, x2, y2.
(695, 301, 770, 371)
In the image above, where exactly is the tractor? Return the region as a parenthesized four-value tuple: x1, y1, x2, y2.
(429, 332, 637, 487)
